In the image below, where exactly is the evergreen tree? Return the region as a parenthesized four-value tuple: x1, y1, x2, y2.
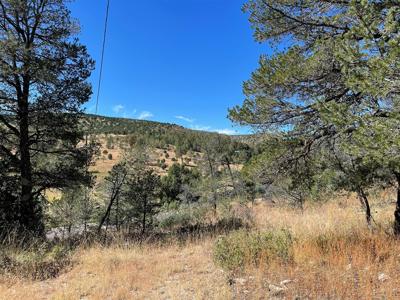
(48, 185, 95, 236)
(0, 0, 94, 235)
(160, 164, 200, 204)
(124, 169, 161, 235)
(98, 162, 128, 232)
(231, 0, 400, 231)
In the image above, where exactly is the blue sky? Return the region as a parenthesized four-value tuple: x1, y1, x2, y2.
(69, 0, 269, 135)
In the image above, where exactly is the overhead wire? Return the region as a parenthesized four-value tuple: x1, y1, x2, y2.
(95, 0, 110, 115)
(83, 0, 111, 225)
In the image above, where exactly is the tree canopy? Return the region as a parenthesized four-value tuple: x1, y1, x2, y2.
(230, 0, 400, 230)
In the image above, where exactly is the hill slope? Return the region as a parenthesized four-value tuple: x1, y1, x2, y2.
(80, 114, 252, 180)
(82, 114, 251, 154)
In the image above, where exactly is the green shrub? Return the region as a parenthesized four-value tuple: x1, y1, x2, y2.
(213, 229, 293, 271)
(157, 203, 210, 231)
(158, 210, 193, 230)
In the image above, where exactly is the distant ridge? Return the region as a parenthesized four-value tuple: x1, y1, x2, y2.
(82, 114, 254, 138)
(81, 114, 253, 154)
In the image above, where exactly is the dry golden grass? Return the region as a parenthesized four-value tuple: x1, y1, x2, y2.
(0, 240, 230, 300)
(1, 191, 400, 299)
(237, 192, 400, 299)
(254, 191, 395, 237)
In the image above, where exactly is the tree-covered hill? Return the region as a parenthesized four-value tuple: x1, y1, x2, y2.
(82, 114, 252, 157)
(83, 114, 186, 135)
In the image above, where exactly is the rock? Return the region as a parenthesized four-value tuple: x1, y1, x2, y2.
(280, 279, 293, 286)
(378, 273, 389, 282)
(235, 278, 247, 285)
(268, 284, 287, 296)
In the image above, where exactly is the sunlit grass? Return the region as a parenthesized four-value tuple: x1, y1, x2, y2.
(1, 191, 399, 299)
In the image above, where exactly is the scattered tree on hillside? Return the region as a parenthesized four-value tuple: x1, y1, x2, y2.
(160, 164, 200, 204)
(48, 186, 95, 236)
(124, 169, 161, 235)
(98, 146, 162, 235)
(98, 162, 128, 232)
(201, 135, 221, 214)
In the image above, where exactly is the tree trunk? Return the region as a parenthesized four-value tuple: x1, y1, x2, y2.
(225, 157, 237, 196)
(99, 203, 111, 233)
(18, 86, 42, 235)
(141, 197, 147, 236)
(68, 223, 72, 235)
(83, 190, 88, 234)
(393, 173, 400, 235)
(115, 195, 120, 231)
(98, 191, 118, 232)
(206, 151, 218, 216)
(358, 188, 372, 228)
(98, 172, 126, 232)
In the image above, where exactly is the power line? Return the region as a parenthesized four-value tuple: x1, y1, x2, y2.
(84, 0, 111, 203)
(95, 0, 110, 115)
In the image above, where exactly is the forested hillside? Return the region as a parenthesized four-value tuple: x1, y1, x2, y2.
(83, 114, 252, 156)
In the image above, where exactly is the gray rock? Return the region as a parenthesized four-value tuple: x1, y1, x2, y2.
(268, 284, 287, 296)
(235, 278, 247, 285)
(378, 273, 390, 282)
(280, 279, 293, 286)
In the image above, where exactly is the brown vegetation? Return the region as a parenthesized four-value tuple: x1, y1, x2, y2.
(1, 192, 400, 299)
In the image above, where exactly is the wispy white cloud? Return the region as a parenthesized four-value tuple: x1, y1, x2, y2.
(191, 125, 211, 131)
(175, 115, 195, 123)
(191, 124, 238, 135)
(138, 111, 154, 120)
(213, 128, 237, 135)
(112, 104, 124, 114)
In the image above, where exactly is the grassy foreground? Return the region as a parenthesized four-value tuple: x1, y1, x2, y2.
(1, 192, 400, 299)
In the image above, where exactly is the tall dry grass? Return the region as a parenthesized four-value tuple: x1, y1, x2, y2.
(1, 191, 399, 299)
(0, 240, 230, 300)
(232, 191, 400, 299)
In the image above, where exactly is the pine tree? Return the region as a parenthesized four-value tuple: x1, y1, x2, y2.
(125, 169, 161, 236)
(0, 0, 94, 235)
(230, 0, 400, 230)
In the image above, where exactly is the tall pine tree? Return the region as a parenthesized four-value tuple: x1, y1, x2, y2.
(0, 0, 94, 235)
